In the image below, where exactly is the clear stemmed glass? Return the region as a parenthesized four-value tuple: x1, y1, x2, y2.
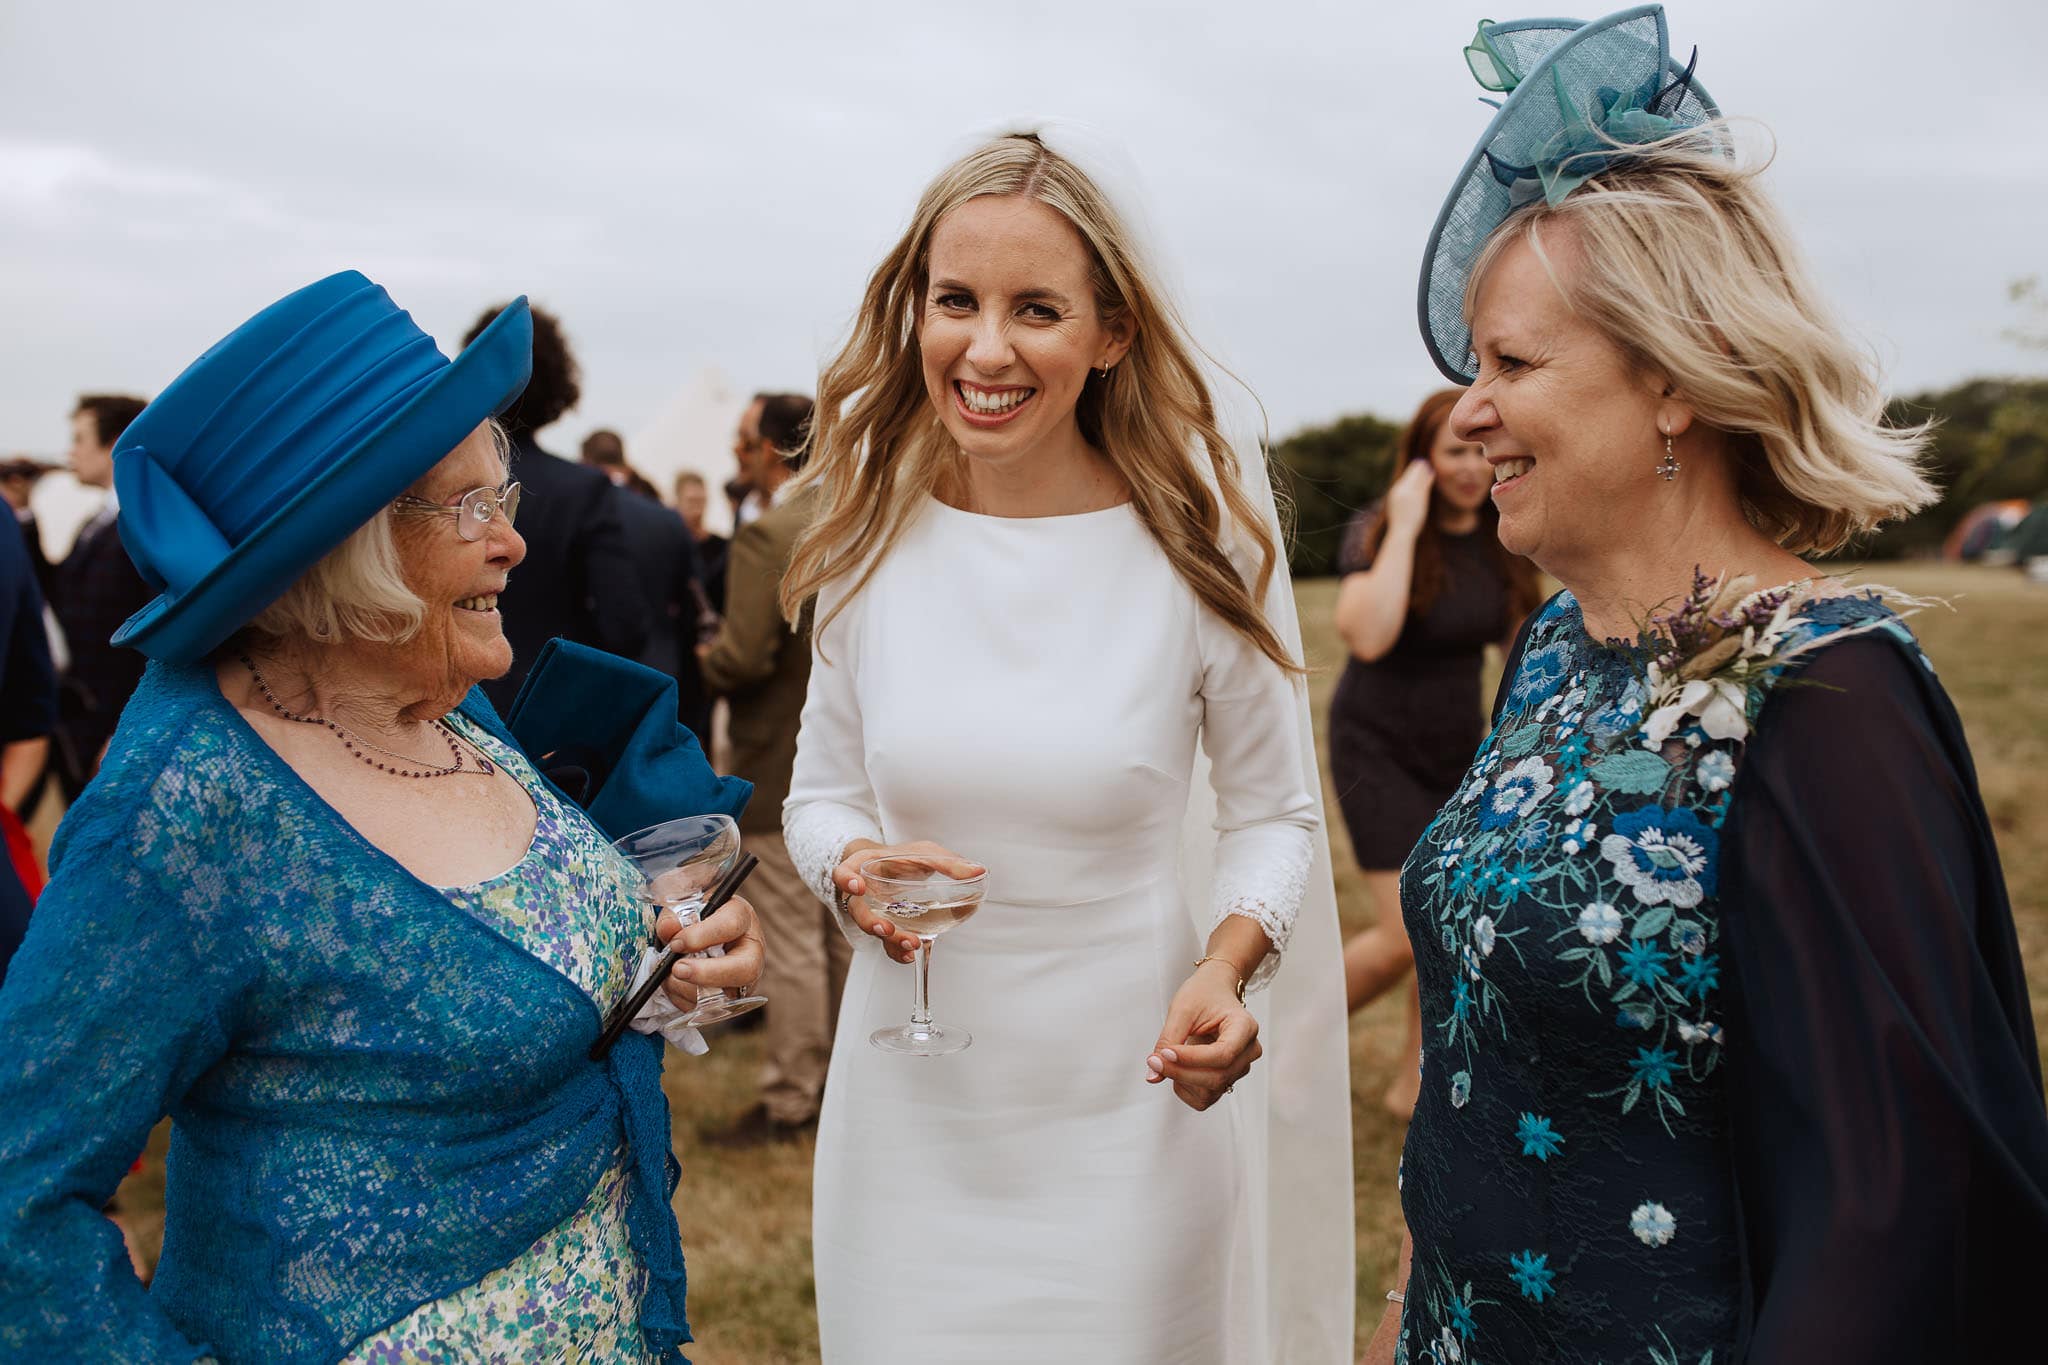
(612, 814, 767, 1028)
(863, 855, 987, 1056)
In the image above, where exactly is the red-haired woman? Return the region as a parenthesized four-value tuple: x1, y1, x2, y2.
(1331, 387, 1540, 1117)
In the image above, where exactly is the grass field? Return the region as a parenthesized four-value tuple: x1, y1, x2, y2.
(95, 562, 2048, 1362)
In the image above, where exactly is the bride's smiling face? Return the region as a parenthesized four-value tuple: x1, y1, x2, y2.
(918, 194, 1132, 467)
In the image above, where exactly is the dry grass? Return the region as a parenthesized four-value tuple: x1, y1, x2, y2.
(93, 564, 2047, 1362)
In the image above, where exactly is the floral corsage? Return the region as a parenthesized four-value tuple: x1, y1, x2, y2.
(1635, 569, 1915, 751)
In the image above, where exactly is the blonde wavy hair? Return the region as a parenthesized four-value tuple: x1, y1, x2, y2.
(1466, 131, 1936, 554)
(781, 132, 1296, 670)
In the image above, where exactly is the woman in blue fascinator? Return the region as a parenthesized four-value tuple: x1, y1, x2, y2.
(1367, 8, 2048, 1363)
(0, 273, 764, 1363)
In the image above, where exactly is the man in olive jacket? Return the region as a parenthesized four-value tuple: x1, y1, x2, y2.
(698, 392, 849, 1145)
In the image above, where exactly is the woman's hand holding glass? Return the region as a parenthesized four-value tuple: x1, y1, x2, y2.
(1147, 958, 1263, 1112)
(652, 895, 764, 1006)
(832, 839, 983, 965)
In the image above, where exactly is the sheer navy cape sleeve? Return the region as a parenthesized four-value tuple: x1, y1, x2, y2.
(1718, 634, 2048, 1361)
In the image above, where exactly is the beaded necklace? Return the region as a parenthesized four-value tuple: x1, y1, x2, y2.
(241, 655, 496, 779)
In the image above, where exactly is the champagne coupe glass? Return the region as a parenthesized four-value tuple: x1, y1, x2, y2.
(863, 855, 987, 1056)
(612, 815, 767, 1028)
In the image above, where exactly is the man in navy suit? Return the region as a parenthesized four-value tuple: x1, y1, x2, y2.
(580, 429, 713, 749)
(47, 395, 153, 798)
(462, 306, 651, 711)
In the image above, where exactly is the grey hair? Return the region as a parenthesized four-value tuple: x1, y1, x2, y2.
(243, 421, 511, 647)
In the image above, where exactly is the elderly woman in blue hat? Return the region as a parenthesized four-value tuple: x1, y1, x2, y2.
(1367, 8, 2048, 1364)
(0, 272, 764, 1364)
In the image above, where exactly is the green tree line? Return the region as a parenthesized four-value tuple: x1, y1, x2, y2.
(1270, 376, 2048, 576)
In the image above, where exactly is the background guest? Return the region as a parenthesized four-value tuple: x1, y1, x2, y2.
(1330, 387, 1539, 1117)
(676, 470, 729, 617)
(1, 457, 54, 593)
(580, 428, 663, 502)
(47, 394, 154, 798)
(461, 304, 649, 708)
(698, 391, 844, 1145)
(0, 512, 56, 982)
(583, 428, 714, 748)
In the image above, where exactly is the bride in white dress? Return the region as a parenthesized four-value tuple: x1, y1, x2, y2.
(780, 125, 1353, 1364)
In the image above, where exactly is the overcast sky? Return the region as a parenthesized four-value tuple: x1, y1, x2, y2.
(4, 0, 2043, 461)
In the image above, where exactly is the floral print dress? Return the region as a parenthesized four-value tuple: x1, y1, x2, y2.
(342, 717, 661, 1365)
(1392, 587, 2009, 1364)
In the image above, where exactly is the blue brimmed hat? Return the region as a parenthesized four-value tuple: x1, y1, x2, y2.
(110, 271, 532, 665)
(1419, 5, 1722, 383)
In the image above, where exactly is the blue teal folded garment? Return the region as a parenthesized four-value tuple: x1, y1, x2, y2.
(505, 637, 750, 839)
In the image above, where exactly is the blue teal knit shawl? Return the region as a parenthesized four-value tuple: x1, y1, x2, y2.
(0, 659, 739, 1363)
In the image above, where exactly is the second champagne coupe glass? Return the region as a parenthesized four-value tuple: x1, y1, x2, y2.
(863, 855, 987, 1056)
(612, 814, 767, 1028)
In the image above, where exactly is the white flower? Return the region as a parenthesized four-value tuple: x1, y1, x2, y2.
(1677, 1019, 1725, 1047)
(1459, 773, 1486, 805)
(1630, 1201, 1678, 1247)
(1564, 780, 1595, 816)
(1643, 674, 1752, 750)
(1641, 700, 1687, 749)
(1474, 915, 1497, 957)
(1684, 677, 1749, 742)
(1561, 817, 1597, 855)
(1578, 902, 1623, 945)
(1482, 757, 1556, 828)
(1438, 1326, 1463, 1362)
(1695, 751, 1735, 792)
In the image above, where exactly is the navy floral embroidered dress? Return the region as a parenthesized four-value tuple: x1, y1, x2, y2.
(1396, 590, 2048, 1364)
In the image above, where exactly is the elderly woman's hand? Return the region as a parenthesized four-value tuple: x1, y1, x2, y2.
(832, 840, 983, 965)
(653, 894, 765, 1006)
(1146, 963, 1263, 1111)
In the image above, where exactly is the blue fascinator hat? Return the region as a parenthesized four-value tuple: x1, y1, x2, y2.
(1419, 4, 1722, 383)
(110, 272, 532, 665)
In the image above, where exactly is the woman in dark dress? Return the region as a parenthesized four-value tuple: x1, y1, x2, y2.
(1332, 387, 1539, 1118)
(1366, 11, 2048, 1362)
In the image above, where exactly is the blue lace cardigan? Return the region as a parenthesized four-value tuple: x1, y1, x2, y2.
(0, 651, 748, 1364)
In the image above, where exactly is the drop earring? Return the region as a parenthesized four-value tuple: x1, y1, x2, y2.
(1656, 432, 1681, 482)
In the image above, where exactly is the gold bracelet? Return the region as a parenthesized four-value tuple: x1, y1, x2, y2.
(1192, 954, 1246, 1004)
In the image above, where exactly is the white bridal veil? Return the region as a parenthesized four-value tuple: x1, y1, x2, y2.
(1000, 118, 1358, 1363)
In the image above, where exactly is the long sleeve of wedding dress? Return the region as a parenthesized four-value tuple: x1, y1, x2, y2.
(783, 577, 882, 948)
(1193, 603, 1318, 990)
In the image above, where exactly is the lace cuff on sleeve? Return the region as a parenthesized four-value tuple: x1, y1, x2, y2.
(784, 801, 883, 907)
(1211, 825, 1314, 992)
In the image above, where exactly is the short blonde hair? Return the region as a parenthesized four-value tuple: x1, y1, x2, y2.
(242, 421, 510, 647)
(1466, 133, 1937, 554)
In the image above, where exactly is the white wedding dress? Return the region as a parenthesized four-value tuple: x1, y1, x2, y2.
(785, 496, 1354, 1363)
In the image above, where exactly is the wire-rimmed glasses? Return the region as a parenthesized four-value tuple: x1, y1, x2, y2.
(392, 481, 521, 541)
(863, 855, 986, 1056)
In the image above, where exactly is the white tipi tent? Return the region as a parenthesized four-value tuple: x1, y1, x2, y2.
(629, 367, 748, 537)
